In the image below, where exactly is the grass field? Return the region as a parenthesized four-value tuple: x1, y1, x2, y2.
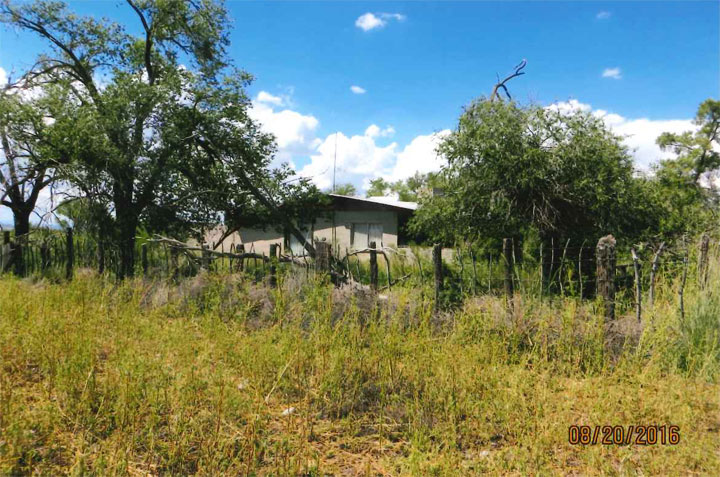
(1, 268, 719, 475)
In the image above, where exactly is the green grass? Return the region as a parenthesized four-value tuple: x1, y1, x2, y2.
(1, 267, 719, 475)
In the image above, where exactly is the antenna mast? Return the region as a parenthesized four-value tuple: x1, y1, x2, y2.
(332, 131, 338, 193)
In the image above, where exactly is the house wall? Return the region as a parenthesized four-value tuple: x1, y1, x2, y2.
(205, 209, 399, 257)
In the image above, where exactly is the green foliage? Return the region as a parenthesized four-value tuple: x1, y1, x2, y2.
(330, 182, 357, 196)
(657, 99, 720, 183)
(55, 197, 113, 235)
(1, 0, 323, 276)
(411, 98, 662, 245)
(651, 99, 720, 236)
(366, 172, 442, 202)
(0, 79, 75, 234)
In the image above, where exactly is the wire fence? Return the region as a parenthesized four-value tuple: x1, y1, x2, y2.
(1, 228, 711, 318)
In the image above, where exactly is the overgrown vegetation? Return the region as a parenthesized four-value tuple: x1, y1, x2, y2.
(1, 257, 719, 474)
(410, 98, 720, 247)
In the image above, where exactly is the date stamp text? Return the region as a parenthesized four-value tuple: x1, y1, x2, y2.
(568, 425, 680, 446)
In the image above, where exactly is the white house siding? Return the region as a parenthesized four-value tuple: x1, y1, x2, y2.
(204, 209, 400, 257)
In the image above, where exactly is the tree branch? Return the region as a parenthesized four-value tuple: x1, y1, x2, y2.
(125, 0, 155, 85)
(490, 59, 527, 102)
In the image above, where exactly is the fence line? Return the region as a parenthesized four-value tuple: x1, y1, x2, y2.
(0, 228, 713, 319)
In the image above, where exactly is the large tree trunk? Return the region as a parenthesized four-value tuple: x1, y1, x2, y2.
(12, 207, 31, 276)
(115, 208, 138, 279)
(114, 174, 138, 279)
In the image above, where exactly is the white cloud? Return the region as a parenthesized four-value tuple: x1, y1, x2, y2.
(0, 67, 7, 86)
(208, 89, 448, 193)
(299, 132, 399, 190)
(364, 124, 395, 138)
(297, 126, 450, 192)
(548, 100, 695, 169)
(256, 91, 284, 106)
(602, 67, 622, 80)
(248, 97, 320, 168)
(252, 91, 696, 195)
(596, 11, 611, 20)
(350, 85, 366, 95)
(389, 130, 451, 182)
(355, 12, 406, 31)
(355, 13, 384, 31)
(603, 117, 695, 169)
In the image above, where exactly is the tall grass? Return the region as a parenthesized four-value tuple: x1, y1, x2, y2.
(1, 262, 719, 475)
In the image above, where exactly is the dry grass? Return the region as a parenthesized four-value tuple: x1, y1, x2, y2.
(0, 269, 719, 475)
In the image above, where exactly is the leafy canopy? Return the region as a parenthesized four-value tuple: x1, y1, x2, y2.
(1, 0, 323, 276)
(651, 99, 720, 235)
(410, 98, 659, 245)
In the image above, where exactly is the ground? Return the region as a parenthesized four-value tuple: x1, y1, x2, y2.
(1, 272, 718, 475)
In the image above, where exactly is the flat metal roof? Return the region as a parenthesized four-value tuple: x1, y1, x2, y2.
(328, 194, 418, 211)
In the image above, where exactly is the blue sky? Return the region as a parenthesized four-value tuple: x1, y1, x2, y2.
(1, 0, 719, 219)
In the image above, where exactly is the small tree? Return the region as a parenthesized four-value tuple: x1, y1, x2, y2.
(331, 183, 357, 196)
(366, 172, 441, 202)
(0, 78, 75, 273)
(411, 99, 659, 246)
(652, 99, 720, 236)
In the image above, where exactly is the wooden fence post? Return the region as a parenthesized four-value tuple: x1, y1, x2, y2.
(40, 242, 49, 272)
(596, 235, 616, 321)
(1, 231, 10, 272)
(141, 243, 149, 277)
(201, 244, 210, 271)
(456, 245, 465, 295)
(631, 247, 642, 322)
(369, 241, 379, 291)
(66, 227, 74, 281)
(315, 240, 331, 274)
(170, 247, 179, 281)
(470, 246, 478, 295)
(578, 239, 586, 299)
(269, 243, 278, 288)
(13, 232, 24, 277)
(558, 239, 570, 296)
(680, 245, 689, 321)
(698, 233, 710, 288)
(503, 238, 514, 306)
(433, 243, 442, 310)
(238, 244, 245, 272)
(649, 242, 665, 308)
(98, 239, 105, 274)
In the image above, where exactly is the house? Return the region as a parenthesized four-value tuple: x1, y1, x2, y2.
(205, 194, 418, 257)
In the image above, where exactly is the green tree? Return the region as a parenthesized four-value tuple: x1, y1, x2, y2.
(0, 81, 68, 239)
(331, 183, 357, 196)
(366, 178, 391, 198)
(0, 78, 78, 274)
(657, 99, 720, 183)
(1, 0, 321, 277)
(366, 172, 441, 202)
(652, 99, 720, 235)
(410, 98, 658, 245)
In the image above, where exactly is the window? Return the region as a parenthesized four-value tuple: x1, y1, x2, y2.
(369, 224, 383, 247)
(351, 223, 383, 248)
